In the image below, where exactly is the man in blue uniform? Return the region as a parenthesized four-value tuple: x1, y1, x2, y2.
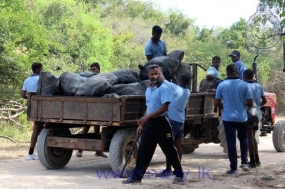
(229, 50, 246, 79)
(215, 64, 253, 175)
(206, 56, 221, 80)
(156, 72, 190, 177)
(145, 25, 167, 61)
(243, 69, 267, 168)
(122, 64, 184, 184)
(21, 62, 44, 160)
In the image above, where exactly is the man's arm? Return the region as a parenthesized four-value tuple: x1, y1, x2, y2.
(137, 103, 169, 127)
(159, 68, 177, 89)
(260, 96, 267, 106)
(246, 99, 254, 107)
(214, 99, 222, 108)
(146, 55, 152, 61)
(145, 42, 152, 61)
(21, 90, 27, 99)
(206, 74, 215, 80)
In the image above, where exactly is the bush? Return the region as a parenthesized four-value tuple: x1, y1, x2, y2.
(264, 70, 285, 114)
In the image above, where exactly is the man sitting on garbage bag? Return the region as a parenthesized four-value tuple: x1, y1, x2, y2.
(200, 56, 222, 92)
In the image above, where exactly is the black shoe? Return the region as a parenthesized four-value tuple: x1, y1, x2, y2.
(260, 132, 267, 136)
(249, 162, 257, 168)
(172, 176, 185, 185)
(255, 160, 261, 167)
(122, 177, 141, 184)
(95, 151, 108, 158)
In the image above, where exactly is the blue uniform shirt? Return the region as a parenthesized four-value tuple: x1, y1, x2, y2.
(145, 83, 170, 116)
(22, 74, 40, 92)
(215, 78, 252, 122)
(234, 60, 247, 79)
(145, 39, 167, 59)
(247, 82, 265, 107)
(163, 80, 190, 123)
(206, 66, 219, 78)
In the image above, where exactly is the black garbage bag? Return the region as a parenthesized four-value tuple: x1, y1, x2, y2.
(140, 80, 151, 89)
(246, 105, 262, 128)
(75, 73, 118, 96)
(37, 71, 61, 96)
(102, 93, 121, 98)
(167, 50, 184, 63)
(78, 71, 98, 78)
(138, 56, 179, 81)
(108, 82, 145, 95)
(112, 69, 140, 84)
(59, 72, 87, 96)
(174, 63, 191, 80)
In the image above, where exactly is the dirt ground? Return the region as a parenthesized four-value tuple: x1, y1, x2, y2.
(0, 118, 285, 189)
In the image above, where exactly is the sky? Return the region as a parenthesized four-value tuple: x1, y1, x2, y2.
(144, 0, 261, 28)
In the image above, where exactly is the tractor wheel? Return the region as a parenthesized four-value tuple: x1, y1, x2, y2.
(273, 121, 285, 152)
(37, 128, 73, 169)
(109, 128, 139, 177)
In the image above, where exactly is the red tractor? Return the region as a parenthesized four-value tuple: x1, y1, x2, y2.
(260, 92, 276, 135)
(253, 55, 284, 152)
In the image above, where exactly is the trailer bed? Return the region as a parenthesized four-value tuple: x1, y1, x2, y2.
(29, 95, 145, 126)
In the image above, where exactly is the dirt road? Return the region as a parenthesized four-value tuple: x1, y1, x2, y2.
(0, 132, 285, 189)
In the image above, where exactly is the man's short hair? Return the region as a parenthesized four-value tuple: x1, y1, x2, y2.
(152, 25, 162, 34)
(180, 73, 191, 85)
(147, 64, 159, 72)
(243, 69, 254, 80)
(226, 64, 238, 76)
(90, 62, 100, 71)
(31, 62, 42, 73)
(212, 56, 221, 62)
(229, 50, 240, 57)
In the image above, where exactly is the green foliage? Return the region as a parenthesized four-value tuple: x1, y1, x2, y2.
(260, 0, 285, 25)
(0, 0, 283, 115)
(32, 0, 114, 72)
(165, 10, 192, 36)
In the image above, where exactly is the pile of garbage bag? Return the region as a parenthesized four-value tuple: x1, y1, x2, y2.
(37, 50, 191, 97)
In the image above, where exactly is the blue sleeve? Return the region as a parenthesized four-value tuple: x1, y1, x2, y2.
(163, 80, 177, 91)
(160, 85, 171, 104)
(215, 85, 222, 99)
(245, 84, 253, 99)
(22, 79, 27, 91)
(206, 67, 217, 77)
(145, 41, 152, 56)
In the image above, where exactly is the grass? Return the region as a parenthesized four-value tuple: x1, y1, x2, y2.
(0, 114, 33, 142)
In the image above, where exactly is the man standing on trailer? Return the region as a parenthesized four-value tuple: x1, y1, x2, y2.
(145, 25, 167, 61)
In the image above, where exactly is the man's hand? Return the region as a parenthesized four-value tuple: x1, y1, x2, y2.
(136, 126, 143, 136)
(158, 67, 165, 82)
(138, 115, 149, 127)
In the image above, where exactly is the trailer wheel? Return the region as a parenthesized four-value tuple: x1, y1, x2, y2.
(273, 121, 285, 152)
(109, 128, 139, 177)
(37, 128, 73, 169)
